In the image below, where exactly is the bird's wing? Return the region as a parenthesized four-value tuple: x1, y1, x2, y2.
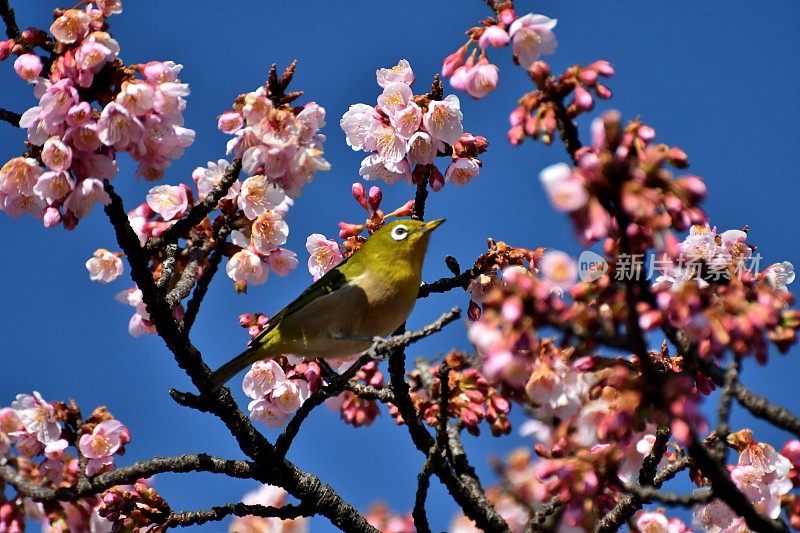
(249, 255, 354, 347)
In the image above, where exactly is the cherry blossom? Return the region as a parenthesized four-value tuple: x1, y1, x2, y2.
(306, 233, 344, 281)
(85, 248, 123, 283)
(11, 392, 61, 445)
(78, 420, 127, 476)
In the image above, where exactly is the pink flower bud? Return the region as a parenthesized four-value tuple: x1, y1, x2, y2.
(43, 207, 61, 228)
(478, 25, 510, 49)
(238, 313, 254, 327)
(247, 325, 261, 337)
(0, 39, 13, 60)
(667, 146, 689, 168)
(256, 314, 269, 326)
(21, 28, 48, 46)
(351, 182, 368, 210)
(595, 83, 612, 99)
(390, 199, 415, 217)
(676, 175, 707, 201)
(509, 105, 526, 127)
(573, 86, 594, 111)
(449, 65, 470, 91)
(14, 53, 42, 81)
(589, 60, 615, 77)
(579, 69, 598, 85)
(529, 61, 551, 84)
(498, 8, 516, 26)
(637, 124, 656, 142)
(367, 186, 382, 211)
(338, 221, 365, 239)
(442, 45, 467, 78)
(428, 165, 445, 192)
(468, 300, 482, 321)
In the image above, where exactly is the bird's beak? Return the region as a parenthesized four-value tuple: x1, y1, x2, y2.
(422, 218, 445, 233)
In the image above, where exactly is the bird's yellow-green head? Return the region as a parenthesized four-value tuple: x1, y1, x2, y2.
(348, 218, 444, 275)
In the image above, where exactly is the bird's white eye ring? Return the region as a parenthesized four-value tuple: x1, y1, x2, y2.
(391, 225, 409, 241)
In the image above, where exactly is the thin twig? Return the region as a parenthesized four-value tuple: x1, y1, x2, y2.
(623, 485, 713, 507)
(183, 220, 232, 332)
(166, 502, 313, 527)
(0, 454, 260, 502)
(418, 268, 477, 298)
(157, 244, 179, 291)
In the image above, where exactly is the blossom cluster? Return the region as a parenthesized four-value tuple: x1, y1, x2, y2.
(648, 223, 798, 362)
(341, 60, 487, 190)
(364, 503, 415, 533)
(0, 392, 130, 531)
(401, 351, 511, 436)
(441, 1, 559, 99)
(0, 4, 197, 228)
(228, 484, 308, 533)
(694, 430, 794, 531)
(243, 358, 320, 428)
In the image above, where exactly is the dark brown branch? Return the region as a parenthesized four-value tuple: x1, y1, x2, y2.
(412, 454, 436, 533)
(688, 440, 788, 533)
(623, 485, 712, 507)
(344, 382, 395, 403)
(183, 220, 232, 332)
(412, 171, 429, 221)
(156, 243, 179, 291)
(0, 454, 259, 502)
(144, 158, 241, 252)
(0, 0, 20, 39)
(418, 268, 477, 298)
(388, 328, 509, 532)
(166, 502, 313, 527)
(0, 107, 21, 126)
(525, 497, 561, 533)
(166, 244, 203, 308)
(732, 382, 800, 439)
(714, 357, 740, 460)
(595, 425, 670, 533)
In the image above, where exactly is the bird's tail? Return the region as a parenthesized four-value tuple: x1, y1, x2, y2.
(208, 345, 264, 392)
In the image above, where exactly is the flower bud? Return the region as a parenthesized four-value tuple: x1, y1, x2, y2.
(442, 45, 467, 78)
(43, 207, 62, 228)
(338, 221, 365, 239)
(529, 61, 551, 85)
(478, 25, 510, 49)
(498, 8, 516, 25)
(367, 186, 382, 211)
(589, 60, 615, 77)
(14, 53, 42, 81)
(667, 146, 689, 168)
(428, 165, 445, 192)
(238, 313, 254, 327)
(351, 182, 368, 210)
(595, 83, 612, 99)
(573, 86, 594, 112)
(0, 39, 14, 61)
(579, 69, 598, 86)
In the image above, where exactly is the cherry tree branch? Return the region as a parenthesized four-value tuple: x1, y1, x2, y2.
(0, 454, 260, 501)
(102, 180, 380, 533)
(165, 502, 313, 528)
(0, 107, 21, 126)
(0, 0, 20, 40)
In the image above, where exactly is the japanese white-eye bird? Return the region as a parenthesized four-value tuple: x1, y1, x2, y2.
(209, 218, 444, 390)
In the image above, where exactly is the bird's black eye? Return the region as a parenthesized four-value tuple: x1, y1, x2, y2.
(391, 225, 409, 241)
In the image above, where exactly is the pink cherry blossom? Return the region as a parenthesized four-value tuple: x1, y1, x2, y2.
(145, 184, 189, 221)
(115, 81, 155, 116)
(763, 261, 795, 291)
(423, 94, 464, 145)
(0, 157, 43, 197)
(11, 392, 61, 445)
(78, 420, 126, 476)
(306, 233, 343, 281)
(359, 154, 412, 184)
(86, 248, 123, 283)
(227, 248, 269, 286)
(115, 287, 157, 337)
(271, 380, 310, 414)
(267, 248, 299, 277)
(95, 0, 123, 16)
(13, 53, 42, 82)
(539, 162, 588, 212)
(479, 25, 511, 49)
(97, 102, 144, 149)
(540, 250, 578, 292)
(243, 360, 287, 399)
(217, 110, 244, 133)
(41, 137, 73, 171)
(377, 82, 413, 117)
(192, 159, 240, 201)
(464, 59, 499, 99)
(390, 102, 423, 140)
(444, 157, 481, 185)
(406, 132, 438, 167)
(251, 210, 289, 253)
(376, 59, 415, 88)
(238, 175, 287, 220)
(63, 178, 110, 219)
(49, 9, 91, 44)
(635, 510, 689, 533)
(39, 78, 79, 124)
(341, 103, 381, 151)
(508, 13, 558, 69)
(248, 398, 291, 428)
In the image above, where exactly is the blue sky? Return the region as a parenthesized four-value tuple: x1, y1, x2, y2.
(1, 2, 799, 531)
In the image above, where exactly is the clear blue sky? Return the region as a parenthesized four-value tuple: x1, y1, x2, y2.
(1, 2, 799, 531)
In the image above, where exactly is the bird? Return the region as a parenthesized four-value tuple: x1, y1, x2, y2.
(208, 218, 444, 390)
